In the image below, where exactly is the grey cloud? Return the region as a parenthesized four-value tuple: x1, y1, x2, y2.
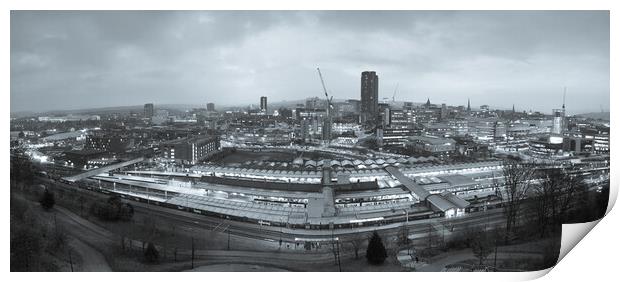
(11, 11, 609, 114)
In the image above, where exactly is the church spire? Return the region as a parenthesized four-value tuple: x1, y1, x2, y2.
(467, 98, 471, 112)
(426, 98, 431, 108)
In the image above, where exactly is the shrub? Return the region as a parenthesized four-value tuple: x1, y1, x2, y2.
(144, 242, 159, 263)
(39, 189, 55, 210)
(90, 196, 134, 221)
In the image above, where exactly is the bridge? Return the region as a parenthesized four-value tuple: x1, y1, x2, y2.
(385, 166, 430, 201)
(62, 157, 145, 182)
(385, 166, 470, 217)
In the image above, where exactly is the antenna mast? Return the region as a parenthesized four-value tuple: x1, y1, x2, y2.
(392, 83, 399, 103)
(562, 86, 566, 111)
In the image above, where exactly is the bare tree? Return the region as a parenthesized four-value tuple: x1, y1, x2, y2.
(501, 159, 535, 242)
(471, 231, 493, 266)
(347, 233, 366, 259)
(533, 168, 583, 237)
(169, 222, 178, 262)
(398, 224, 409, 246)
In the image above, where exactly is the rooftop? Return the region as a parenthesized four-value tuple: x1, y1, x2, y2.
(163, 135, 218, 145)
(440, 174, 477, 187)
(407, 135, 455, 145)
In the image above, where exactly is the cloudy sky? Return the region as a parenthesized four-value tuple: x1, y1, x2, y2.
(11, 11, 609, 114)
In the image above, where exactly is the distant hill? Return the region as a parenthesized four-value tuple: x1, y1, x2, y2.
(575, 112, 610, 121)
(10, 111, 36, 119)
(10, 104, 205, 117)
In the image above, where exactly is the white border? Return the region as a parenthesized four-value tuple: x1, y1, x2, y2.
(3, 1, 617, 281)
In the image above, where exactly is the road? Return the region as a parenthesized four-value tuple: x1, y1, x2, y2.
(185, 263, 288, 272)
(22, 177, 561, 272)
(68, 237, 112, 271)
(11, 192, 114, 272)
(50, 200, 383, 271)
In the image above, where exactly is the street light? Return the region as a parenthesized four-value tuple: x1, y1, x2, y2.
(403, 208, 412, 255)
(226, 223, 231, 251)
(485, 201, 490, 231)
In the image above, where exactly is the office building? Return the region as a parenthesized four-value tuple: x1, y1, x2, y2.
(260, 96, 268, 113)
(361, 71, 379, 123)
(144, 103, 154, 119)
(85, 134, 132, 154)
(440, 103, 448, 121)
(161, 135, 221, 165)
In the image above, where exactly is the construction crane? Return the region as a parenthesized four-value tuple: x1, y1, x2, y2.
(316, 67, 334, 116)
(317, 67, 334, 143)
(392, 83, 399, 103)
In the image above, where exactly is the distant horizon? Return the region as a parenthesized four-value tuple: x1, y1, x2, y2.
(11, 11, 609, 113)
(9, 98, 608, 117)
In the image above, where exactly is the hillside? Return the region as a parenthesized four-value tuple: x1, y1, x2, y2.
(575, 112, 610, 121)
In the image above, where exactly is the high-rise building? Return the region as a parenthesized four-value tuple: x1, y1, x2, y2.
(322, 118, 332, 141)
(440, 103, 448, 121)
(300, 118, 310, 141)
(360, 71, 379, 123)
(260, 96, 268, 113)
(493, 121, 507, 140)
(551, 88, 567, 135)
(551, 109, 564, 134)
(378, 109, 422, 147)
(207, 103, 215, 112)
(144, 103, 154, 118)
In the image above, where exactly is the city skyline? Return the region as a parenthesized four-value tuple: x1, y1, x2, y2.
(11, 11, 609, 114)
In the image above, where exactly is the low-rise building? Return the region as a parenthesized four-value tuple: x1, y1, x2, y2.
(161, 135, 220, 164)
(85, 134, 132, 153)
(528, 135, 566, 158)
(63, 149, 107, 169)
(405, 135, 456, 158)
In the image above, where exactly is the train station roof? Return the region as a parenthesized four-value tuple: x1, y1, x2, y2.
(385, 166, 430, 200)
